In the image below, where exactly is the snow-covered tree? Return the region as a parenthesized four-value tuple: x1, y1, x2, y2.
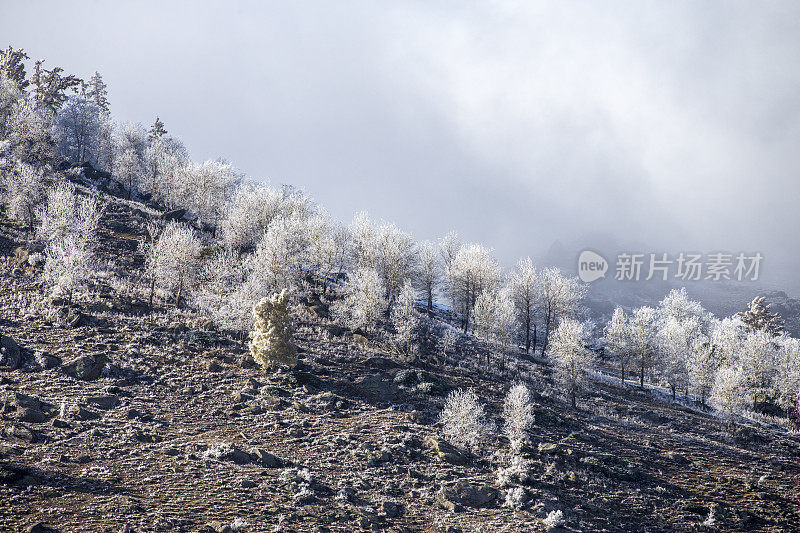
(249, 289, 297, 369)
(658, 288, 706, 323)
(712, 365, 746, 427)
(391, 280, 419, 353)
(42, 233, 92, 303)
(737, 296, 784, 337)
(602, 307, 633, 385)
(439, 389, 488, 453)
(471, 286, 514, 366)
(113, 123, 148, 198)
(502, 383, 534, 452)
(1, 161, 43, 233)
(774, 336, 800, 416)
(4, 96, 54, 165)
(448, 243, 501, 332)
(30, 60, 81, 114)
(144, 135, 188, 201)
(629, 306, 659, 389)
(0, 46, 29, 91)
(195, 248, 246, 327)
(0, 68, 25, 138)
(537, 267, 586, 355)
(331, 267, 387, 332)
(177, 159, 240, 234)
(53, 95, 103, 164)
(148, 116, 167, 141)
(740, 329, 775, 407)
(687, 339, 719, 408)
(36, 181, 102, 247)
(657, 316, 702, 401)
(220, 183, 313, 253)
(509, 257, 539, 354)
(709, 317, 744, 366)
(150, 222, 201, 306)
(550, 318, 593, 408)
(305, 213, 350, 293)
(414, 240, 441, 311)
(349, 212, 416, 306)
(247, 214, 310, 295)
(84, 71, 108, 112)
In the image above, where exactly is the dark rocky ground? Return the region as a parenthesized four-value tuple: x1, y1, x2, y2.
(1, 185, 799, 532)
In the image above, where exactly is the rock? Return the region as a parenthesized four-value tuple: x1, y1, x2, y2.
(17, 407, 46, 423)
(380, 500, 402, 518)
(0, 462, 26, 484)
(233, 392, 253, 404)
(63, 353, 107, 381)
(2, 424, 36, 444)
(241, 478, 257, 488)
(65, 308, 87, 328)
(35, 353, 61, 369)
(538, 442, 560, 455)
(161, 208, 186, 221)
(252, 448, 284, 468)
(14, 393, 41, 410)
(25, 522, 51, 533)
(0, 334, 22, 370)
(354, 374, 399, 403)
(85, 395, 120, 410)
(207, 360, 222, 372)
(437, 482, 499, 509)
(423, 436, 470, 465)
(52, 419, 71, 429)
(352, 333, 369, 345)
(68, 404, 100, 421)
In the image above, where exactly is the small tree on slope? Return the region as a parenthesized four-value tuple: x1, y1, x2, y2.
(249, 289, 297, 369)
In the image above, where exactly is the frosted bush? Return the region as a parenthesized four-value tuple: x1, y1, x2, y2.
(249, 289, 297, 368)
(331, 267, 387, 331)
(543, 509, 564, 530)
(503, 486, 528, 510)
(503, 383, 534, 452)
(439, 389, 488, 452)
(496, 455, 531, 488)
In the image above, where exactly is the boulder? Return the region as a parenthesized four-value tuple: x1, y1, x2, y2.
(63, 353, 107, 380)
(85, 395, 120, 410)
(0, 334, 22, 370)
(423, 436, 471, 465)
(68, 404, 100, 421)
(437, 482, 499, 510)
(2, 424, 37, 444)
(161, 208, 186, 221)
(251, 448, 284, 468)
(17, 407, 46, 424)
(354, 374, 399, 403)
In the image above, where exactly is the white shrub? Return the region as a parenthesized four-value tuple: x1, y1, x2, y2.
(249, 289, 297, 369)
(42, 233, 93, 302)
(503, 486, 528, 510)
(502, 383, 535, 452)
(712, 364, 746, 426)
(496, 455, 531, 488)
(543, 509, 564, 530)
(149, 222, 201, 306)
(391, 280, 418, 351)
(439, 388, 488, 452)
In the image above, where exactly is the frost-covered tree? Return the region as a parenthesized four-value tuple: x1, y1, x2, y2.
(391, 280, 419, 353)
(113, 123, 148, 198)
(712, 365, 746, 427)
(30, 60, 81, 114)
(448, 243, 501, 332)
(550, 318, 593, 408)
(537, 267, 586, 356)
(472, 286, 514, 366)
(774, 336, 800, 416)
(658, 288, 705, 323)
(53, 95, 103, 164)
(502, 383, 534, 452)
(177, 159, 240, 234)
(144, 135, 188, 200)
(657, 316, 702, 400)
(414, 240, 441, 311)
(249, 290, 297, 369)
(349, 212, 416, 306)
(688, 339, 719, 408)
(602, 307, 633, 385)
(42, 233, 92, 303)
(150, 222, 201, 306)
(740, 329, 775, 407)
(1, 161, 43, 233)
(84, 72, 108, 112)
(305, 213, 350, 293)
(4, 96, 54, 165)
(247, 214, 309, 295)
(0, 46, 29, 91)
(509, 257, 539, 354)
(148, 116, 167, 141)
(331, 267, 387, 332)
(736, 296, 784, 337)
(709, 317, 744, 366)
(36, 181, 102, 247)
(220, 183, 313, 253)
(439, 389, 488, 453)
(0, 65, 25, 137)
(629, 306, 658, 389)
(195, 248, 246, 328)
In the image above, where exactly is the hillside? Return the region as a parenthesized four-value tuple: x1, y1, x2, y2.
(1, 177, 799, 532)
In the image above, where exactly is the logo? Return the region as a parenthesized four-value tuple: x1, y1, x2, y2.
(578, 250, 608, 283)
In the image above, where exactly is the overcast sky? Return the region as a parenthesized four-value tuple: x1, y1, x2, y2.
(3, 1, 800, 288)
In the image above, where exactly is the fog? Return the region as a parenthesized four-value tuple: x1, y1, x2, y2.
(3, 0, 799, 289)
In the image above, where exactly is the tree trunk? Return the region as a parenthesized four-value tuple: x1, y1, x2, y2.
(524, 306, 531, 354)
(671, 386, 676, 401)
(620, 363, 625, 386)
(640, 358, 645, 389)
(148, 275, 156, 311)
(531, 323, 537, 355)
(175, 278, 183, 308)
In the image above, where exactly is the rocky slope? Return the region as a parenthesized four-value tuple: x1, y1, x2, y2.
(1, 183, 799, 532)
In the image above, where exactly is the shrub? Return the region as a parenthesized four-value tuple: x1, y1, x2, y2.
(543, 509, 564, 530)
(439, 388, 488, 452)
(249, 289, 297, 369)
(502, 383, 534, 452)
